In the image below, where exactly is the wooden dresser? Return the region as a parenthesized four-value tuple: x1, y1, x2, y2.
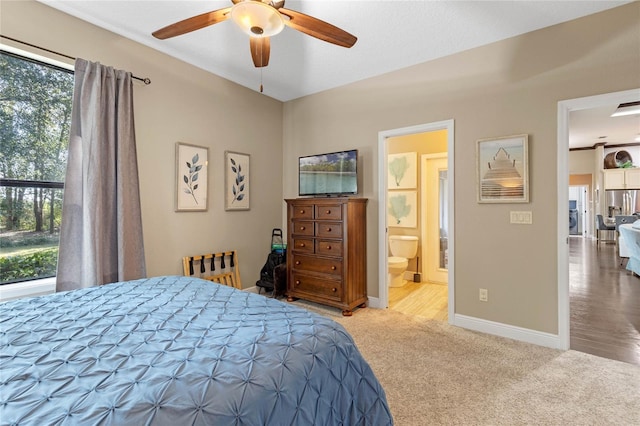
(285, 197, 368, 316)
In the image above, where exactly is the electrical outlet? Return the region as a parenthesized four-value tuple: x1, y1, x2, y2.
(479, 288, 488, 302)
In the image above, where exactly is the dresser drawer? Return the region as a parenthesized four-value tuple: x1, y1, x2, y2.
(291, 254, 342, 276)
(316, 204, 342, 221)
(291, 272, 342, 301)
(291, 220, 314, 237)
(315, 221, 343, 239)
(291, 205, 314, 220)
(291, 237, 314, 254)
(316, 239, 343, 257)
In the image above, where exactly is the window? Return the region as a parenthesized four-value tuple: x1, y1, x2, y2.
(0, 49, 74, 285)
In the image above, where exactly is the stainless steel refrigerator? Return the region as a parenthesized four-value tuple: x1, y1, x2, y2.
(605, 189, 640, 217)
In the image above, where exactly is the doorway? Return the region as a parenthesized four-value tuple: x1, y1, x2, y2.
(378, 120, 455, 323)
(569, 184, 589, 237)
(557, 88, 640, 350)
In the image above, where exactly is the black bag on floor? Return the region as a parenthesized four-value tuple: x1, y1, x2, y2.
(256, 229, 286, 295)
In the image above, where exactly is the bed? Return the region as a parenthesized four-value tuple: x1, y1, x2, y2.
(0, 276, 392, 425)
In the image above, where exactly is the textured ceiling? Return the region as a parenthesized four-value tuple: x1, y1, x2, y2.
(34, 0, 638, 147)
(38, 0, 630, 101)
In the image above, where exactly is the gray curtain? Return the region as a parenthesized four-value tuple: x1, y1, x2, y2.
(57, 59, 146, 292)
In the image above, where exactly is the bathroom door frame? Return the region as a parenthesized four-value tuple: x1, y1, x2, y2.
(378, 119, 455, 323)
(422, 154, 448, 284)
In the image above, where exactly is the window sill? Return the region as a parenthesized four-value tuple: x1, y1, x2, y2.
(0, 277, 56, 302)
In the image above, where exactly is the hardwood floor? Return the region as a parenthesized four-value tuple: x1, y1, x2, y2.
(389, 279, 448, 321)
(570, 236, 640, 365)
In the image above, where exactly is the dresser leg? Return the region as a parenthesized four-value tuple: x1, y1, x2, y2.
(358, 302, 366, 309)
(341, 310, 353, 317)
(287, 296, 296, 302)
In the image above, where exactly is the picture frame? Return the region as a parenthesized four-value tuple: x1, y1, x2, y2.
(176, 142, 208, 212)
(225, 151, 250, 211)
(477, 134, 529, 203)
(388, 190, 417, 228)
(388, 152, 417, 189)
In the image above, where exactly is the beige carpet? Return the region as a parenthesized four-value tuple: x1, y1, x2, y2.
(291, 301, 640, 425)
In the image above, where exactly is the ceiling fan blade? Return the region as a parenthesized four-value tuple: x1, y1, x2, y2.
(250, 37, 271, 68)
(152, 7, 232, 40)
(279, 8, 357, 48)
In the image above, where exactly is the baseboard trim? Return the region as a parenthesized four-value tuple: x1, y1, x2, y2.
(367, 296, 382, 309)
(453, 314, 562, 349)
(244, 289, 558, 348)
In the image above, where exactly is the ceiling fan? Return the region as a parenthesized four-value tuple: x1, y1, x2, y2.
(152, 0, 357, 68)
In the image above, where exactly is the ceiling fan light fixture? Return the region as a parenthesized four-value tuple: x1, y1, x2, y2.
(611, 101, 640, 117)
(231, 1, 284, 38)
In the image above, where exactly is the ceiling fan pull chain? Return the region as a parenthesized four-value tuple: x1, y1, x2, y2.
(260, 39, 264, 93)
(260, 67, 264, 93)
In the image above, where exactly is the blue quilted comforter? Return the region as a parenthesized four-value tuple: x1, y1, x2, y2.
(0, 276, 392, 425)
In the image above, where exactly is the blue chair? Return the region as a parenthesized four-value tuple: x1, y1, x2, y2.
(596, 214, 615, 248)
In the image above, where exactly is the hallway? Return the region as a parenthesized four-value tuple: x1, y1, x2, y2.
(570, 237, 640, 365)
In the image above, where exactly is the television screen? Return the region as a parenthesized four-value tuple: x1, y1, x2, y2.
(299, 149, 358, 196)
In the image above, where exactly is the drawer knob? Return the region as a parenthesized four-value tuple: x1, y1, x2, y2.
(331, 266, 336, 270)
(300, 243, 306, 247)
(326, 210, 331, 214)
(296, 280, 301, 285)
(295, 261, 301, 265)
(332, 288, 337, 292)
(326, 227, 332, 232)
(300, 226, 306, 231)
(326, 245, 332, 250)
(300, 209, 305, 214)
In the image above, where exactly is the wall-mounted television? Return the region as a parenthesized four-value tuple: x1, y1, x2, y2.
(299, 149, 358, 197)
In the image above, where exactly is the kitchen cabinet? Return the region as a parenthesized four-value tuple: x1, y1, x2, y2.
(603, 168, 640, 190)
(285, 197, 368, 316)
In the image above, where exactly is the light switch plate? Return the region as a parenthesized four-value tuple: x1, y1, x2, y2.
(510, 211, 532, 224)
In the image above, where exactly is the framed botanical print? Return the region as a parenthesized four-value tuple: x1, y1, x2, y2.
(225, 151, 250, 211)
(176, 142, 208, 212)
(388, 152, 417, 189)
(388, 190, 417, 228)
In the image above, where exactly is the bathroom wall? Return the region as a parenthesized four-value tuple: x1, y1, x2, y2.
(386, 129, 448, 274)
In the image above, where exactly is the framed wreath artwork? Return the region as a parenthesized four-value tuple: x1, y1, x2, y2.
(175, 142, 208, 212)
(224, 151, 250, 211)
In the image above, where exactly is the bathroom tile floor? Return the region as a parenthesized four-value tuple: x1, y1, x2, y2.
(389, 281, 448, 321)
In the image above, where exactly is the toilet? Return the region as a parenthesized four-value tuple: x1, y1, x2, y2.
(388, 235, 419, 288)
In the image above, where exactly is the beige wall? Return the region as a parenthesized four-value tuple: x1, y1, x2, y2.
(283, 3, 640, 334)
(569, 150, 597, 176)
(2, 0, 284, 287)
(4, 1, 639, 336)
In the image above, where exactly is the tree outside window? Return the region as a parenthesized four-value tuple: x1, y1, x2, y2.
(0, 51, 74, 284)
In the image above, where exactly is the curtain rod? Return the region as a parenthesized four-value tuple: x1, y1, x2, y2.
(1, 34, 151, 85)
